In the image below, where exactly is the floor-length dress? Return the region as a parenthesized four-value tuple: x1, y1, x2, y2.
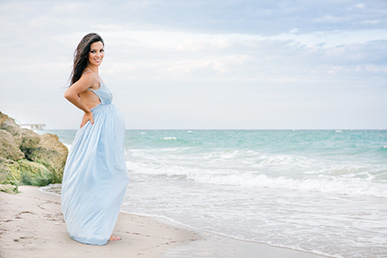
(61, 77, 129, 245)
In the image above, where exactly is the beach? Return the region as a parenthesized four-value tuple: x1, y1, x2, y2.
(0, 186, 328, 258)
(0, 186, 199, 258)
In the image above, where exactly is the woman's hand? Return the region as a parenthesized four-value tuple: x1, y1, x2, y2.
(80, 111, 94, 128)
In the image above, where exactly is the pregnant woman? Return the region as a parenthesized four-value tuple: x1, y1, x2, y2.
(61, 33, 129, 245)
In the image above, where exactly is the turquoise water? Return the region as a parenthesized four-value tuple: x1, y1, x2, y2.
(42, 130, 387, 258)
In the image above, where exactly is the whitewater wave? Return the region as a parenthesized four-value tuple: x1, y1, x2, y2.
(188, 173, 387, 198)
(125, 159, 387, 198)
(163, 137, 177, 140)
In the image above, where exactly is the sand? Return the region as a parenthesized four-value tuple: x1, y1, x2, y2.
(0, 186, 328, 258)
(0, 186, 199, 258)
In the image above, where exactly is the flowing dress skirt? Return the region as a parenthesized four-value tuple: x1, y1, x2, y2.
(61, 103, 129, 245)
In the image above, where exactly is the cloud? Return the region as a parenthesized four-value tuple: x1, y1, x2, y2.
(0, 0, 386, 129)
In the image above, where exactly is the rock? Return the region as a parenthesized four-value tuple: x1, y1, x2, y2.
(24, 133, 68, 183)
(0, 112, 8, 125)
(0, 112, 41, 150)
(0, 184, 18, 194)
(0, 111, 68, 187)
(0, 129, 25, 160)
(0, 157, 21, 185)
(18, 159, 54, 186)
(0, 113, 23, 146)
(19, 128, 41, 150)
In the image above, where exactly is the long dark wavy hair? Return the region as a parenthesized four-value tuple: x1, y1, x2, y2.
(69, 33, 104, 86)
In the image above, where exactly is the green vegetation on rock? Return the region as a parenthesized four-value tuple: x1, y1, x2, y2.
(0, 157, 21, 185)
(0, 184, 18, 194)
(18, 159, 54, 186)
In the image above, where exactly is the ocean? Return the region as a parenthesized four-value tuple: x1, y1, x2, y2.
(41, 129, 387, 258)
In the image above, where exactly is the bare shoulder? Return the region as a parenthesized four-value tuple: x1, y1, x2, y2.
(80, 70, 95, 82)
(69, 72, 97, 93)
(80, 71, 99, 89)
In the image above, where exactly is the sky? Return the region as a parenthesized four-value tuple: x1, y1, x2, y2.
(0, 0, 386, 129)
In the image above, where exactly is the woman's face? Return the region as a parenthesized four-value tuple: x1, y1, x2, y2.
(88, 41, 104, 66)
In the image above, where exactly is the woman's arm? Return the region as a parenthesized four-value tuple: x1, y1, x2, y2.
(64, 73, 94, 112)
(64, 73, 95, 127)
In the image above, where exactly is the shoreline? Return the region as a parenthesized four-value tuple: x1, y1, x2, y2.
(130, 211, 331, 258)
(0, 186, 328, 258)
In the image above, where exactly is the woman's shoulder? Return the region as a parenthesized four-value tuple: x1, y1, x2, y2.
(80, 70, 96, 81)
(82, 70, 92, 76)
(80, 70, 99, 89)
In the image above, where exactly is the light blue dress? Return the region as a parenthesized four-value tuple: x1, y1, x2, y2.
(61, 77, 129, 245)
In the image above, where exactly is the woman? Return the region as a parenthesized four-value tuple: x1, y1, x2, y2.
(61, 33, 129, 245)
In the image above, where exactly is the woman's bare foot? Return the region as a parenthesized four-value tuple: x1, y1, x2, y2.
(109, 235, 121, 241)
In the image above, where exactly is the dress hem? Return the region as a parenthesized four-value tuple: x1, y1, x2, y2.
(71, 235, 108, 246)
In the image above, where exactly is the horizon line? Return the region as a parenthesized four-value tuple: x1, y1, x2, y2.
(41, 128, 387, 131)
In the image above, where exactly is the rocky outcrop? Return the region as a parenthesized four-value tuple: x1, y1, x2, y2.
(24, 134, 68, 183)
(0, 157, 21, 186)
(0, 130, 25, 160)
(20, 128, 41, 150)
(18, 159, 54, 186)
(0, 112, 68, 192)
